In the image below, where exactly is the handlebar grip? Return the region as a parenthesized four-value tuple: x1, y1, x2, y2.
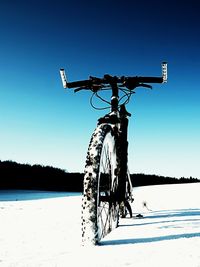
(60, 69, 92, 89)
(60, 69, 68, 88)
(162, 62, 167, 83)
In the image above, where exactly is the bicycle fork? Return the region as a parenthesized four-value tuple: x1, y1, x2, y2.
(117, 105, 132, 200)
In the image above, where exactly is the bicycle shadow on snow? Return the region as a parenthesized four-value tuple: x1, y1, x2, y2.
(119, 209, 200, 228)
(100, 208, 200, 246)
(100, 232, 200, 246)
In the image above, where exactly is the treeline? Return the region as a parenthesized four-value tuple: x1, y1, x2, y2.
(0, 160, 83, 191)
(130, 173, 200, 187)
(0, 160, 199, 191)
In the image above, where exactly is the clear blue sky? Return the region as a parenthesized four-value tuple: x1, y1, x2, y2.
(0, 0, 199, 178)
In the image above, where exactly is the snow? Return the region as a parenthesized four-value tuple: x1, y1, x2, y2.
(0, 183, 200, 267)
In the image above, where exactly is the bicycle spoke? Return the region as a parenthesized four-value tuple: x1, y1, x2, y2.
(99, 204, 110, 238)
(97, 132, 119, 239)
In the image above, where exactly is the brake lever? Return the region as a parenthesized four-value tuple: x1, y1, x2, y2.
(74, 83, 104, 93)
(139, 83, 152, 89)
(74, 87, 87, 93)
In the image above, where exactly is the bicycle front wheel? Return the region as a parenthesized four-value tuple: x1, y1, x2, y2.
(82, 124, 119, 245)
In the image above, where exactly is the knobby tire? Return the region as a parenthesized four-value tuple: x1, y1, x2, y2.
(81, 124, 119, 245)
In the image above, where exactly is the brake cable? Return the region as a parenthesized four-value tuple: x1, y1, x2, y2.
(89, 87, 134, 110)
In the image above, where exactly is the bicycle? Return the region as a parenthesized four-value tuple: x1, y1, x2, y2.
(60, 62, 167, 245)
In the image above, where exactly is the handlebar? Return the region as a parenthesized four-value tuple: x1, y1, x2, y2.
(60, 62, 167, 91)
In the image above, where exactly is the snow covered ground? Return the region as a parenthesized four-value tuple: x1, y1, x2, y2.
(0, 183, 200, 267)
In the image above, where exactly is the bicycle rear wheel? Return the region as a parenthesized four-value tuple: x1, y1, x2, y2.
(82, 124, 119, 245)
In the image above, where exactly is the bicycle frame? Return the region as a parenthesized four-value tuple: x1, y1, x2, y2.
(59, 62, 168, 205)
(97, 78, 132, 204)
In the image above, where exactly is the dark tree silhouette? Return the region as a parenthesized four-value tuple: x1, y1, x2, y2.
(0, 160, 199, 191)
